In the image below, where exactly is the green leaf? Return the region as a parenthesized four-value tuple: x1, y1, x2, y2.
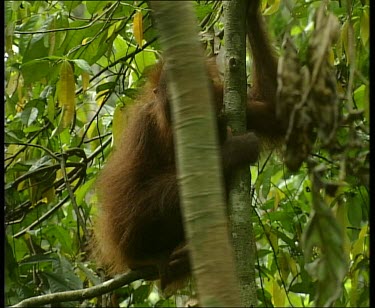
(23, 125, 43, 133)
(264, 0, 280, 15)
(347, 200, 362, 227)
(65, 1, 82, 13)
(5, 238, 18, 290)
(75, 178, 96, 206)
(52, 60, 76, 136)
(133, 284, 152, 303)
(71, 59, 94, 75)
(21, 59, 54, 85)
(360, 10, 369, 46)
(86, 1, 108, 15)
(257, 249, 272, 258)
(20, 107, 38, 126)
(302, 204, 348, 306)
(289, 281, 314, 294)
(96, 82, 116, 93)
(20, 254, 57, 265)
(23, 34, 50, 64)
(134, 50, 157, 76)
(44, 225, 75, 255)
(353, 84, 366, 111)
(59, 21, 109, 65)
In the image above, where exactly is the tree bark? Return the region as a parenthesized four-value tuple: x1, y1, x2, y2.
(150, 2, 241, 307)
(224, 1, 257, 306)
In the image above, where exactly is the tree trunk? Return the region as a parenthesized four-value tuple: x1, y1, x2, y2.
(224, 1, 257, 306)
(150, 2, 241, 307)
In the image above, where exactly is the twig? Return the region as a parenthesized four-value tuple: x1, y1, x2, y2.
(10, 267, 159, 307)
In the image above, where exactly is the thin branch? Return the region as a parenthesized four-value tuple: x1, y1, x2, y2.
(87, 137, 113, 163)
(75, 36, 158, 95)
(10, 267, 159, 308)
(5, 142, 59, 160)
(13, 194, 69, 238)
(7, 162, 85, 189)
(59, 153, 88, 240)
(13, 2, 119, 35)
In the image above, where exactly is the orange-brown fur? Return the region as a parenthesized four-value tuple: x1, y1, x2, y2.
(93, 1, 285, 291)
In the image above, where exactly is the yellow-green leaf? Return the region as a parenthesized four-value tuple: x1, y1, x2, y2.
(278, 251, 290, 282)
(53, 60, 75, 135)
(6, 71, 19, 96)
(112, 104, 130, 147)
(48, 17, 56, 56)
(5, 22, 14, 55)
(133, 11, 143, 47)
(352, 225, 368, 258)
(82, 72, 90, 92)
(350, 271, 359, 307)
(264, 0, 280, 15)
(265, 225, 279, 252)
(341, 20, 349, 65)
(273, 190, 280, 210)
(96, 89, 109, 106)
(47, 96, 55, 124)
(328, 48, 335, 66)
(360, 10, 369, 46)
(82, 37, 89, 45)
(364, 85, 369, 123)
(272, 279, 285, 307)
(108, 20, 123, 39)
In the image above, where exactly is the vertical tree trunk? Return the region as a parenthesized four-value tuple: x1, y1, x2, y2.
(224, 1, 257, 306)
(150, 2, 241, 307)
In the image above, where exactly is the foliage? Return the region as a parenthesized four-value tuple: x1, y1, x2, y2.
(5, 0, 369, 307)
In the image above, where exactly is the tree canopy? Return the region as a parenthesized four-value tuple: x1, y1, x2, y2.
(5, 1, 369, 307)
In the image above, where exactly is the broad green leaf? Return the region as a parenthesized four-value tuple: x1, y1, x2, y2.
(71, 59, 94, 75)
(20, 107, 38, 126)
(353, 84, 364, 107)
(23, 125, 42, 133)
(347, 199, 362, 228)
(65, 1, 82, 13)
(134, 50, 157, 76)
(43, 266, 82, 293)
(133, 284, 152, 304)
(96, 81, 116, 93)
(113, 35, 134, 61)
(21, 59, 53, 85)
(303, 196, 348, 306)
(75, 178, 96, 206)
(86, 1, 108, 15)
(5, 238, 18, 292)
(20, 253, 57, 265)
(59, 21, 109, 65)
(76, 261, 101, 286)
